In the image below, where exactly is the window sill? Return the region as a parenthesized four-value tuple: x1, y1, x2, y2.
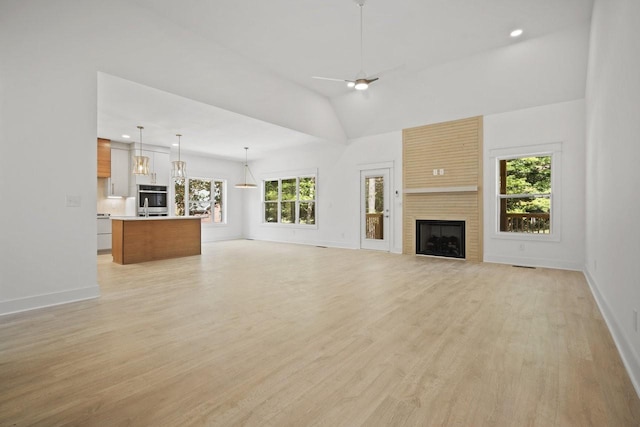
(491, 232, 560, 242)
(261, 222, 318, 230)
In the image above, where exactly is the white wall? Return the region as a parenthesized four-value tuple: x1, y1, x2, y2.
(244, 133, 403, 253)
(483, 100, 586, 270)
(584, 0, 640, 395)
(0, 0, 344, 315)
(174, 152, 245, 243)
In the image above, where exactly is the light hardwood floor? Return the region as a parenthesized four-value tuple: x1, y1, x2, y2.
(1, 240, 639, 426)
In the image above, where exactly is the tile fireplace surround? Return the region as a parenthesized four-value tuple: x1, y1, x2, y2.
(402, 116, 483, 262)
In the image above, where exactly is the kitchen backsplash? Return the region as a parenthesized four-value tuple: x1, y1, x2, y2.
(97, 178, 135, 216)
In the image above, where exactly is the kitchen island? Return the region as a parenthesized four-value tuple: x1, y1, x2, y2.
(111, 216, 201, 265)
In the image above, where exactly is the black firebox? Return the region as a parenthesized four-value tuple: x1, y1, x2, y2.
(416, 220, 465, 259)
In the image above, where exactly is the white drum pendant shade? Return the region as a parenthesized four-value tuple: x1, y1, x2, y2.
(171, 133, 187, 182)
(133, 125, 150, 175)
(133, 155, 150, 175)
(172, 160, 187, 180)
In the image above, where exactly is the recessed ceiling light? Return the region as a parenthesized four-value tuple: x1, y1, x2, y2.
(121, 134, 130, 139)
(510, 29, 523, 38)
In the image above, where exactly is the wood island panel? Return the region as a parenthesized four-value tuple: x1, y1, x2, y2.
(112, 219, 201, 264)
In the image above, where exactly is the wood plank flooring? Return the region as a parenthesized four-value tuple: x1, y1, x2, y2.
(1, 240, 639, 426)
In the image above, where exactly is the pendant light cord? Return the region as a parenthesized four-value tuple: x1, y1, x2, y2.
(137, 126, 144, 155)
(244, 147, 249, 183)
(242, 147, 257, 185)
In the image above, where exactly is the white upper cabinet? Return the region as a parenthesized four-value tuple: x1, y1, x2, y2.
(130, 146, 171, 188)
(153, 151, 170, 187)
(107, 147, 130, 197)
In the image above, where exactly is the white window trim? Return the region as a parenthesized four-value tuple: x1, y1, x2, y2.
(207, 178, 228, 227)
(173, 177, 228, 226)
(489, 142, 562, 242)
(261, 169, 318, 229)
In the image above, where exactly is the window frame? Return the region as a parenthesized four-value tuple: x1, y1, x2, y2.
(173, 177, 227, 226)
(261, 171, 317, 228)
(489, 143, 561, 242)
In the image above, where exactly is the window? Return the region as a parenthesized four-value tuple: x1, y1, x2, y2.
(263, 175, 316, 225)
(264, 180, 279, 223)
(174, 178, 225, 224)
(298, 177, 316, 225)
(498, 155, 551, 234)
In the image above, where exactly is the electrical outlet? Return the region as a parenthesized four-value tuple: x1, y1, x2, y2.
(433, 169, 438, 176)
(519, 243, 525, 251)
(439, 169, 445, 175)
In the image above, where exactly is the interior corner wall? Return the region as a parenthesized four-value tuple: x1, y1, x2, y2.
(244, 133, 403, 253)
(483, 99, 586, 270)
(584, 0, 640, 395)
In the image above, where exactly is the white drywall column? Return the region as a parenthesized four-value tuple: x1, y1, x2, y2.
(585, 0, 640, 396)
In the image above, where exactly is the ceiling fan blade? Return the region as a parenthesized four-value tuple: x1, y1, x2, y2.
(365, 77, 379, 85)
(312, 76, 351, 83)
(367, 63, 406, 80)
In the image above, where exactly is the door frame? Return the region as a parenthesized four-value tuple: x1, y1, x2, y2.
(359, 162, 394, 251)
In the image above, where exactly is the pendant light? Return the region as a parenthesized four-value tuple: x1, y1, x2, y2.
(235, 147, 257, 189)
(132, 125, 150, 175)
(171, 133, 187, 183)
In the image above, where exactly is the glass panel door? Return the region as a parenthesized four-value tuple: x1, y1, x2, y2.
(360, 168, 390, 251)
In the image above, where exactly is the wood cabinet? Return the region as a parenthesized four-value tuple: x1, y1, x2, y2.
(111, 218, 201, 264)
(97, 138, 111, 178)
(107, 147, 130, 197)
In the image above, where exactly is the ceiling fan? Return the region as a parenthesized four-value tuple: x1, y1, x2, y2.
(312, 0, 396, 91)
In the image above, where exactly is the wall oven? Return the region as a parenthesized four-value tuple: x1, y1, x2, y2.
(137, 185, 169, 216)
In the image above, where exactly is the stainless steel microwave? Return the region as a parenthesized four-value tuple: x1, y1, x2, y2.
(137, 185, 168, 216)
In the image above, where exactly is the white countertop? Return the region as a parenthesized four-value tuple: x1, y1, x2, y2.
(111, 216, 202, 221)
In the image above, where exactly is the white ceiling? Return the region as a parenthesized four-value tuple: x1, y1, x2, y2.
(97, 73, 325, 161)
(99, 0, 594, 159)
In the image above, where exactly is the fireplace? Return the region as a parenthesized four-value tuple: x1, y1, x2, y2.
(416, 220, 465, 259)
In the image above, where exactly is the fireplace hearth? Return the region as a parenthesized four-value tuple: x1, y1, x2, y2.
(416, 220, 465, 259)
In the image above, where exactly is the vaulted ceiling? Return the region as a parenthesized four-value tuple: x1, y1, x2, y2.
(132, 0, 593, 99)
(98, 0, 594, 159)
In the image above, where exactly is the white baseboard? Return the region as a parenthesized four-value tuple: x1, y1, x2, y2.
(201, 234, 244, 243)
(0, 285, 100, 316)
(483, 254, 583, 271)
(245, 236, 359, 250)
(583, 268, 640, 398)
